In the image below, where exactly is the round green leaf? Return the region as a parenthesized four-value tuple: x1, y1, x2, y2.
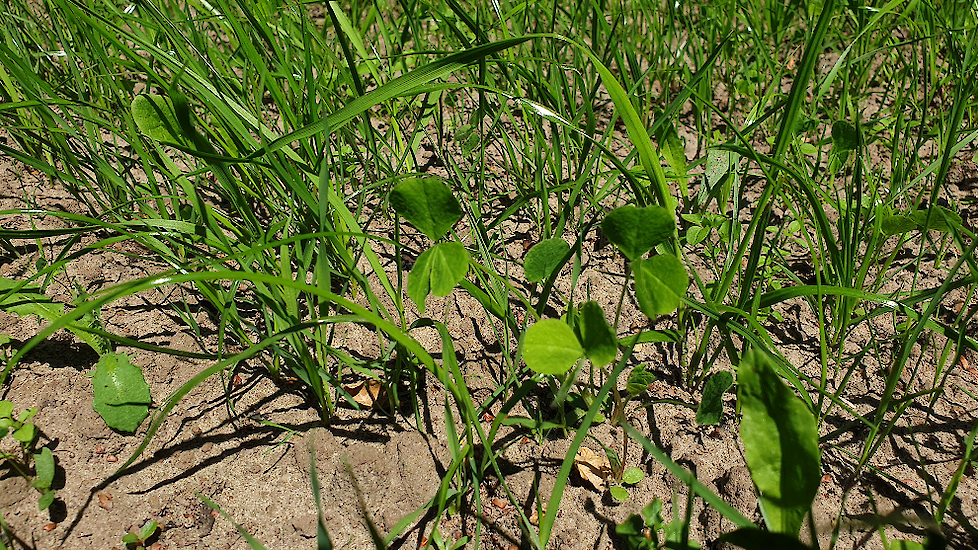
(738, 349, 820, 536)
(407, 242, 469, 314)
(601, 206, 675, 260)
(609, 485, 630, 502)
(633, 255, 688, 317)
(578, 301, 617, 367)
(524, 238, 570, 283)
(12, 422, 35, 444)
(389, 178, 463, 241)
(92, 353, 152, 433)
(523, 319, 583, 375)
(830, 120, 860, 152)
(621, 467, 644, 485)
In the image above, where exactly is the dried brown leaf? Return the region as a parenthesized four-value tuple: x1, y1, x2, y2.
(574, 447, 611, 491)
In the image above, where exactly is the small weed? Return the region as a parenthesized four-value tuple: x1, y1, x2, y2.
(0, 400, 56, 511)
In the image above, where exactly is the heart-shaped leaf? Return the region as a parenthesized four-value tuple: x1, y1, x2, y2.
(389, 178, 463, 241)
(634, 255, 688, 317)
(523, 319, 583, 375)
(578, 301, 617, 367)
(696, 371, 734, 425)
(524, 238, 570, 283)
(92, 353, 152, 433)
(601, 206, 674, 261)
(738, 349, 820, 536)
(407, 242, 469, 314)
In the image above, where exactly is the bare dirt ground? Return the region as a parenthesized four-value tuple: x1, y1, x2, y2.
(0, 144, 977, 550)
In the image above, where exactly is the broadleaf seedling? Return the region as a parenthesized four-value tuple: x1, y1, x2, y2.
(0, 400, 57, 510)
(577, 301, 618, 368)
(407, 242, 470, 314)
(523, 319, 583, 375)
(524, 237, 571, 283)
(391, 178, 469, 313)
(600, 206, 675, 261)
(91, 353, 152, 433)
(695, 371, 734, 425)
(738, 349, 820, 536)
(389, 177, 464, 241)
(633, 255, 689, 317)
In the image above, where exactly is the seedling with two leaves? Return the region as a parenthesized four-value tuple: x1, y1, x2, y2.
(0, 400, 56, 511)
(523, 204, 688, 501)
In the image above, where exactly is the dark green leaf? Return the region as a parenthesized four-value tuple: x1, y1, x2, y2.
(92, 353, 152, 432)
(615, 514, 652, 550)
(524, 238, 570, 283)
(407, 242, 469, 314)
(738, 349, 820, 535)
(830, 121, 860, 152)
(891, 542, 924, 550)
(523, 319, 583, 375)
(719, 528, 813, 550)
(389, 178, 463, 241)
(578, 302, 617, 367)
(634, 255, 688, 317)
(601, 206, 675, 260)
(626, 365, 655, 397)
(696, 371, 734, 425)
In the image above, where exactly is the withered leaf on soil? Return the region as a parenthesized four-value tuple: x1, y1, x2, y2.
(574, 447, 612, 491)
(345, 380, 387, 410)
